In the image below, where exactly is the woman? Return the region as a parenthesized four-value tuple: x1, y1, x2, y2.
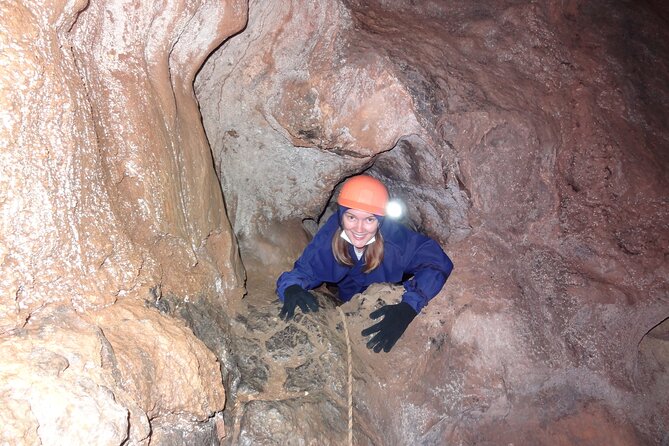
(276, 175, 454, 352)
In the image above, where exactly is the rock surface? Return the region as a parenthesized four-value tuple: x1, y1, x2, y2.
(1, 0, 246, 444)
(197, 0, 669, 444)
(1, 0, 246, 327)
(0, 299, 225, 446)
(2, 0, 668, 444)
(68, 0, 247, 300)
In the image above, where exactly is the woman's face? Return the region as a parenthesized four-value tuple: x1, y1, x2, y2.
(342, 208, 379, 249)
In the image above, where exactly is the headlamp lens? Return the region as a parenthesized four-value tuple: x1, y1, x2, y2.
(386, 200, 404, 219)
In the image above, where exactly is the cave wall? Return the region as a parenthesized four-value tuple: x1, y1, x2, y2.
(1, 0, 248, 444)
(68, 0, 248, 300)
(1, 0, 667, 444)
(196, 0, 669, 444)
(194, 0, 441, 277)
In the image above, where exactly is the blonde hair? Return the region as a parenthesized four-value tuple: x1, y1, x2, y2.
(332, 228, 384, 273)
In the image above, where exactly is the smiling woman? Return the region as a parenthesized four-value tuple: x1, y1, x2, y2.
(276, 174, 454, 352)
(341, 208, 379, 249)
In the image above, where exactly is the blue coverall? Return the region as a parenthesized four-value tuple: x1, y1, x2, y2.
(276, 212, 453, 313)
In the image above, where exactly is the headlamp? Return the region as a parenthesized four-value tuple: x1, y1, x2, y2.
(385, 200, 404, 219)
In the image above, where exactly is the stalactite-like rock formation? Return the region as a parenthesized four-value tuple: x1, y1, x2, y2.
(68, 0, 247, 300)
(1, 1, 247, 444)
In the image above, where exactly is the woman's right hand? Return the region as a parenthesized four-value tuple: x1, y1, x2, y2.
(280, 284, 319, 320)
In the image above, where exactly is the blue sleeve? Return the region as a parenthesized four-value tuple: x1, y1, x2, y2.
(401, 236, 453, 314)
(276, 214, 341, 301)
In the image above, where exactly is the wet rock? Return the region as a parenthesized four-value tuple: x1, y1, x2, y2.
(234, 338, 270, 394)
(236, 395, 380, 446)
(68, 0, 247, 300)
(2, 0, 668, 444)
(215, 277, 382, 445)
(265, 325, 315, 361)
(2, 0, 245, 443)
(0, 0, 147, 331)
(92, 299, 226, 420)
(284, 358, 326, 393)
(150, 416, 223, 446)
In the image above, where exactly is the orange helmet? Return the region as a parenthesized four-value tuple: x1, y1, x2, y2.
(337, 175, 389, 216)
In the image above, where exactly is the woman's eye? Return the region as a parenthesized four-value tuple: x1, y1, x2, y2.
(366, 218, 376, 223)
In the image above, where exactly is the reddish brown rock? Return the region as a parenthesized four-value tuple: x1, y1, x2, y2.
(1, 0, 246, 444)
(197, 0, 668, 444)
(68, 0, 247, 299)
(1, 0, 667, 444)
(0, 0, 147, 331)
(1, 0, 246, 327)
(196, 0, 425, 244)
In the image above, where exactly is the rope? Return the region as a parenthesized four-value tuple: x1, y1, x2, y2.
(337, 306, 353, 446)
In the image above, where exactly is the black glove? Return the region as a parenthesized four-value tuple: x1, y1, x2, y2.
(361, 302, 417, 353)
(279, 284, 319, 320)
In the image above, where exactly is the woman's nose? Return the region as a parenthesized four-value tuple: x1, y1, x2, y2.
(355, 220, 364, 232)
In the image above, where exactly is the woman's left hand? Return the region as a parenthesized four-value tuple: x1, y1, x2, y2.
(361, 302, 417, 352)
